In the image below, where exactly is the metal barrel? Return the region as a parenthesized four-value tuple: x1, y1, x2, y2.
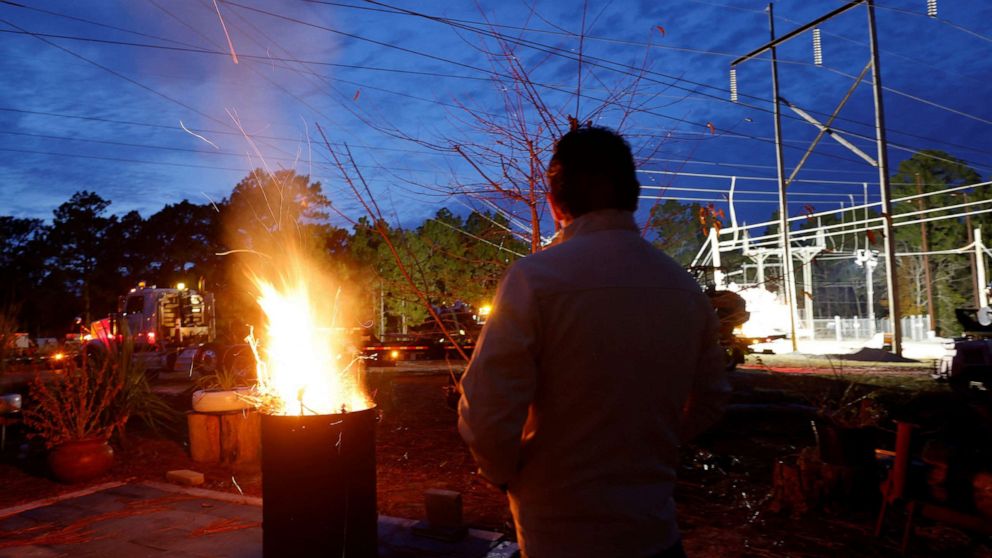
(261, 406, 377, 557)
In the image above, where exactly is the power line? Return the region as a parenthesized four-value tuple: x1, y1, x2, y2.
(0, 146, 249, 172)
(642, 185, 877, 199)
(0, 107, 885, 184)
(818, 65, 992, 128)
(0, 144, 451, 180)
(214, 0, 882, 168)
(6, 0, 989, 191)
(322, 0, 992, 128)
(638, 169, 873, 186)
(9, 2, 983, 173)
(0, 17, 232, 131)
(639, 195, 860, 206)
(353, 0, 992, 162)
(0, 9, 476, 168)
(0, 28, 494, 83)
(641, 154, 876, 176)
(2, 0, 207, 49)
(779, 4, 990, 87)
(867, 1, 992, 44)
(730, 179, 992, 247)
(0, 107, 451, 158)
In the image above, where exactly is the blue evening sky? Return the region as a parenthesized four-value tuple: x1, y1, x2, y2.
(1, 0, 990, 234)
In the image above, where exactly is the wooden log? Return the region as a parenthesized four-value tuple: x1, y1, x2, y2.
(188, 412, 221, 463)
(220, 411, 261, 465)
(771, 446, 877, 516)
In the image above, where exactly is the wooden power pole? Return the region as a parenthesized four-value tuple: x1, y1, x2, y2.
(916, 173, 936, 333)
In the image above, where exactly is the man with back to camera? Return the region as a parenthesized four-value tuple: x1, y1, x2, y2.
(458, 126, 729, 558)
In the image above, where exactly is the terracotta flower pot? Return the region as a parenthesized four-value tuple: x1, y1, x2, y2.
(48, 438, 114, 483)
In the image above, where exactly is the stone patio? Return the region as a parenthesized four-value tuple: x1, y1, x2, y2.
(0, 482, 516, 558)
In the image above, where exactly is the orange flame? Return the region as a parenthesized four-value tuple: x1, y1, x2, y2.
(250, 259, 370, 416)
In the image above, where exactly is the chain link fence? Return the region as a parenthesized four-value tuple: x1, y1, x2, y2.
(811, 315, 932, 342)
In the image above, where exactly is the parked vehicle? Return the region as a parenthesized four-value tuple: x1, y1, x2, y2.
(363, 304, 489, 365)
(86, 282, 251, 378)
(934, 307, 992, 393)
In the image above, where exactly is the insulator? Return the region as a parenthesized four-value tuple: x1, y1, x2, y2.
(729, 67, 738, 102)
(926, 0, 937, 18)
(812, 28, 823, 66)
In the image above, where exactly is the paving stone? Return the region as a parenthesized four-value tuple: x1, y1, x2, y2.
(54, 491, 130, 514)
(19, 502, 92, 524)
(102, 484, 166, 500)
(146, 527, 262, 558)
(0, 513, 45, 532)
(99, 509, 220, 543)
(0, 546, 62, 558)
(49, 538, 171, 558)
(1, 483, 510, 558)
(379, 525, 494, 558)
(165, 498, 261, 520)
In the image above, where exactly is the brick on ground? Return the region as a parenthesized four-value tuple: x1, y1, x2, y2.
(165, 469, 205, 487)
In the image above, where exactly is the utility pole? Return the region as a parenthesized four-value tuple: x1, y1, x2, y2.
(915, 173, 936, 332)
(867, 0, 903, 355)
(768, 3, 799, 352)
(856, 249, 878, 335)
(379, 282, 385, 339)
(977, 227, 989, 308)
(731, 0, 901, 352)
(710, 227, 725, 288)
(965, 192, 980, 307)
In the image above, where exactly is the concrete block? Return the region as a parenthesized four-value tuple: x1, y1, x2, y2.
(166, 469, 205, 487)
(424, 488, 462, 529)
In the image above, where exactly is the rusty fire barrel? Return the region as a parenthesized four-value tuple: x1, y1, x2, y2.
(261, 406, 377, 557)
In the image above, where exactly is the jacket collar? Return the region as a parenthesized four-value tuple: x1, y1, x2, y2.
(560, 209, 638, 242)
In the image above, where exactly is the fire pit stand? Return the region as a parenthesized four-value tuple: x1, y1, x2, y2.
(261, 406, 377, 557)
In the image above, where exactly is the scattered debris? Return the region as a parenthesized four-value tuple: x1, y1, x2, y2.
(828, 348, 918, 363)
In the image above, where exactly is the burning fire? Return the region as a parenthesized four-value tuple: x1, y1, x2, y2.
(249, 261, 370, 416)
(728, 284, 794, 338)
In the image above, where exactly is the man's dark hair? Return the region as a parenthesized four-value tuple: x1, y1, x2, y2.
(548, 126, 639, 218)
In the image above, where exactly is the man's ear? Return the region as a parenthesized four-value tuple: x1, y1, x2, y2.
(548, 192, 569, 227)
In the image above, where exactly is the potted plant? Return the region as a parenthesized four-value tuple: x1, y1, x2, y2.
(23, 355, 128, 483)
(191, 345, 255, 412)
(111, 325, 177, 446)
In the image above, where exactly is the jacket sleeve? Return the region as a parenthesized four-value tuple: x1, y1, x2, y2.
(680, 299, 731, 442)
(457, 264, 539, 486)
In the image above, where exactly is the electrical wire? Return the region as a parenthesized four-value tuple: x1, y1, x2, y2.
(642, 185, 876, 198)
(352, 0, 992, 162)
(639, 195, 848, 206)
(864, 1, 992, 44)
(0, 106, 453, 158)
(0, 18, 232, 130)
(4, 0, 989, 216)
(7, 2, 987, 172)
(210, 0, 879, 167)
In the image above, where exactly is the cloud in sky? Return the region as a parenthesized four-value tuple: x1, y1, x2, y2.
(0, 0, 989, 229)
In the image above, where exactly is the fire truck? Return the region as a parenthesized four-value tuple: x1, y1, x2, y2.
(86, 282, 248, 377)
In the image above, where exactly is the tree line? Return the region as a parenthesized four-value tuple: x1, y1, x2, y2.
(4, 148, 980, 341)
(0, 169, 534, 341)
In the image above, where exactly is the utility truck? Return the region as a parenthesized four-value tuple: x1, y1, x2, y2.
(363, 303, 489, 365)
(935, 307, 992, 394)
(87, 282, 249, 377)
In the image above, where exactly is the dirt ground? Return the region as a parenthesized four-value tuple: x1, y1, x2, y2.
(1, 358, 991, 557)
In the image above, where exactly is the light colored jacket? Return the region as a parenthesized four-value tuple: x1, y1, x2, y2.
(458, 209, 728, 558)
